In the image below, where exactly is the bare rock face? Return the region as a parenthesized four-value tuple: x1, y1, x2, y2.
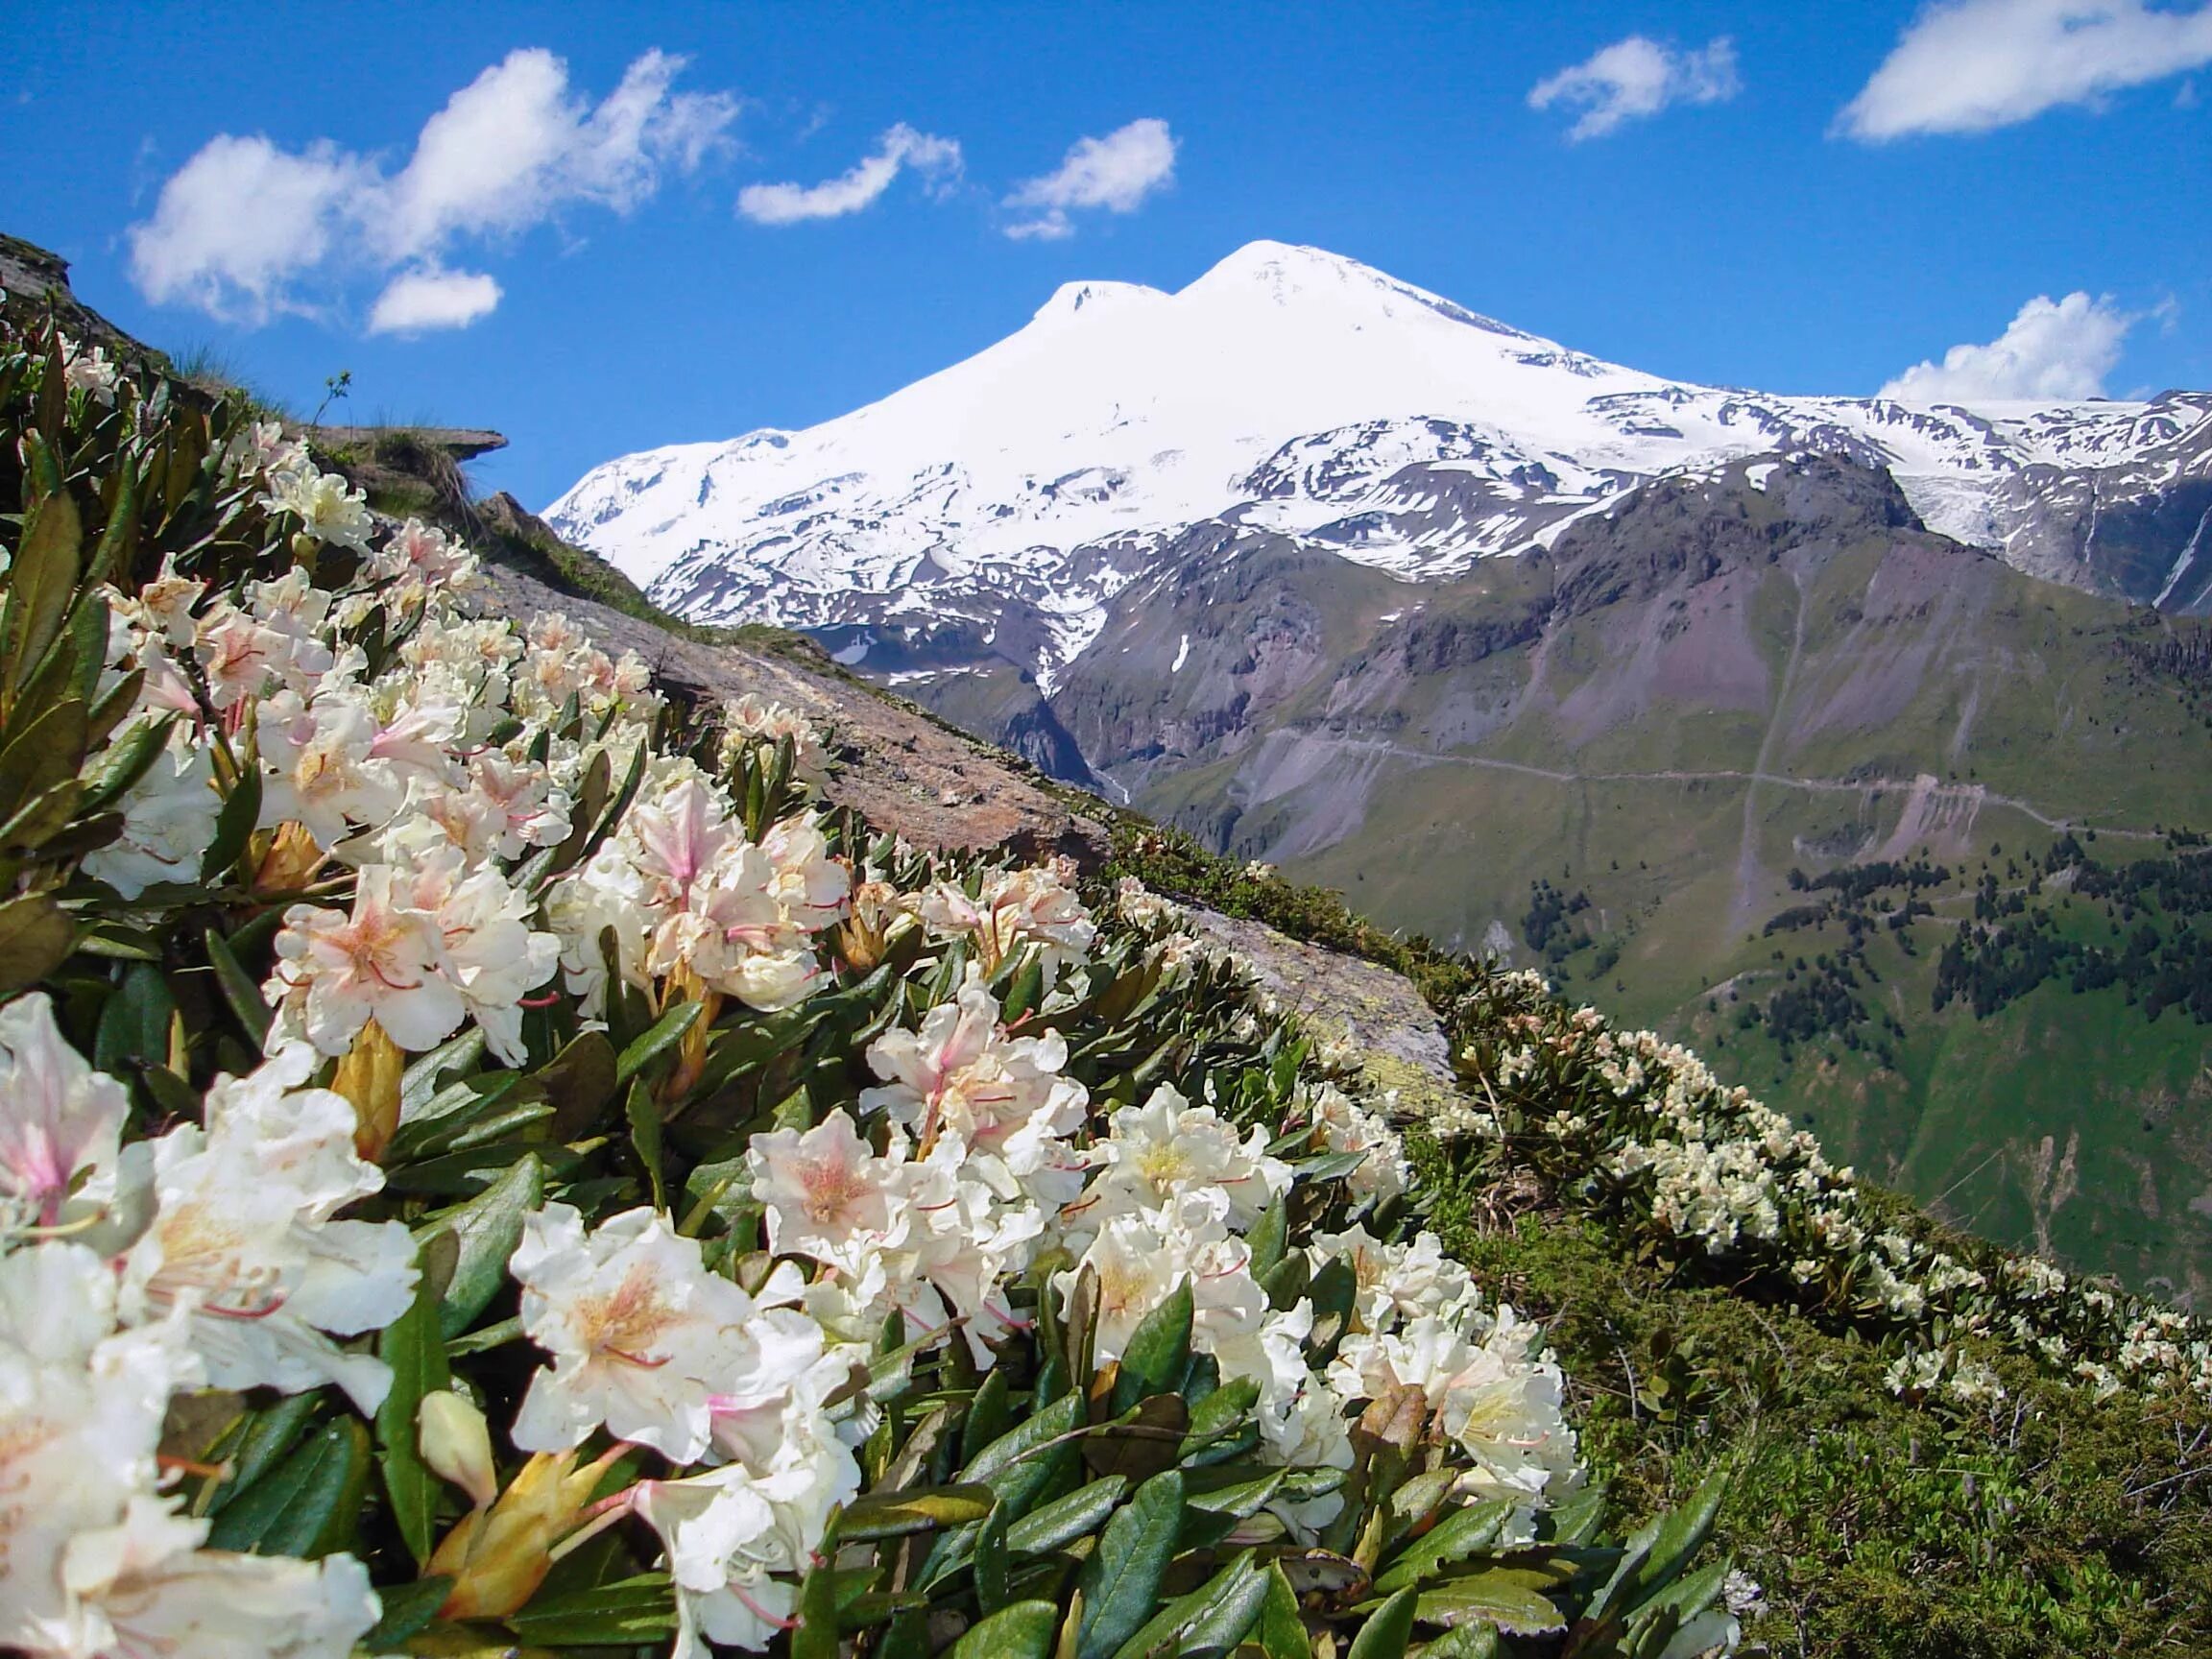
(474, 564, 1113, 865)
(1183, 905, 1457, 1120)
(0, 233, 165, 364)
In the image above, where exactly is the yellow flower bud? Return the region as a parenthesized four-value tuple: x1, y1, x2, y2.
(333, 1017, 405, 1162)
(429, 1446, 627, 1622)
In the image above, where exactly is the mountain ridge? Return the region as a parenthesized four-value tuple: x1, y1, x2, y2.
(548, 239, 2212, 684)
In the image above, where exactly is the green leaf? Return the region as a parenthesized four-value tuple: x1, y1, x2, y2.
(198, 763, 261, 883)
(1255, 1566, 1307, 1659)
(839, 1484, 998, 1542)
(0, 696, 87, 821)
(1246, 1194, 1289, 1281)
(1107, 1552, 1262, 1659)
(205, 1416, 371, 1559)
(1624, 1462, 1730, 1606)
(964, 1366, 1014, 1469)
(1372, 1501, 1514, 1595)
(6, 486, 82, 697)
(975, 1499, 1012, 1615)
(374, 1243, 449, 1565)
(0, 777, 85, 854)
(1082, 1392, 1188, 1482)
(792, 1557, 842, 1659)
(614, 997, 702, 1086)
(1006, 1476, 1128, 1557)
(206, 1393, 321, 1515)
(1416, 1625, 1502, 1659)
(1177, 1555, 1270, 1656)
(426, 1153, 543, 1339)
(1075, 1468, 1185, 1659)
(0, 893, 74, 996)
(1411, 1569, 1567, 1637)
(204, 926, 272, 1047)
(76, 715, 173, 816)
(1177, 1376, 1262, 1466)
(362, 1575, 451, 1653)
(1111, 1278, 1193, 1415)
(946, 1599, 1060, 1659)
(539, 1028, 619, 1139)
(505, 1575, 678, 1646)
(624, 1077, 664, 1209)
(93, 959, 176, 1076)
(958, 1390, 1086, 1520)
(1347, 1586, 1419, 1659)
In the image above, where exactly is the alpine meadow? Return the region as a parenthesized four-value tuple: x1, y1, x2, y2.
(5, 6, 2212, 1658)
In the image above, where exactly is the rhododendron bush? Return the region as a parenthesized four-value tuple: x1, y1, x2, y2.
(0, 318, 1748, 1659)
(1442, 974, 2212, 1407)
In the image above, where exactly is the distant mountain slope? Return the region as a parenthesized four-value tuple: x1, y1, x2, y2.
(548, 240, 2212, 687)
(548, 244, 2212, 1301)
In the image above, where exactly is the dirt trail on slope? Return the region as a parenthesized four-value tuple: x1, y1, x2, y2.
(1282, 735, 2167, 841)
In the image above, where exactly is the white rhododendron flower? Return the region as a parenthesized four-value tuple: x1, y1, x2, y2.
(510, 1203, 816, 1463)
(1070, 1082, 1289, 1238)
(720, 693, 826, 773)
(746, 1109, 908, 1277)
(261, 468, 373, 552)
(60, 339, 121, 403)
(861, 969, 1087, 1172)
(1310, 1225, 1482, 1335)
(1329, 1310, 1581, 1504)
(548, 776, 848, 1016)
(117, 1044, 419, 1412)
(0, 993, 129, 1232)
(56, 1494, 381, 1659)
(266, 865, 465, 1053)
(915, 857, 1095, 978)
(81, 726, 221, 898)
(1305, 1081, 1410, 1207)
(636, 1434, 859, 1658)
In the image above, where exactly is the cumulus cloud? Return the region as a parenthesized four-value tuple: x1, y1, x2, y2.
(367, 267, 504, 335)
(1003, 117, 1177, 240)
(1840, 0, 2212, 139)
(1879, 292, 2135, 402)
(1527, 36, 1741, 140)
(737, 124, 963, 225)
(128, 47, 735, 330)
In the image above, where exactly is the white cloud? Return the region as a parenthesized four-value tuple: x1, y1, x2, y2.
(367, 267, 504, 335)
(1840, 0, 2212, 139)
(737, 123, 963, 225)
(128, 47, 736, 330)
(1003, 118, 1177, 240)
(126, 134, 372, 319)
(1879, 292, 2135, 401)
(1527, 36, 1741, 140)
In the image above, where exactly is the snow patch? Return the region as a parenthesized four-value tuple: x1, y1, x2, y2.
(1171, 634, 1190, 673)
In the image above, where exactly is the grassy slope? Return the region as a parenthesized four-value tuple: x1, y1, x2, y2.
(1112, 825, 2212, 1659)
(1151, 535, 2212, 1300)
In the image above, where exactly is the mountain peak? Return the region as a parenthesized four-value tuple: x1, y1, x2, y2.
(1031, 277, 1169, 326)
(1183, 240, 1528, 340)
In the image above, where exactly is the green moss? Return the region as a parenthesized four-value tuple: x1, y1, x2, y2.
(1413, 1144, 2212, 1658)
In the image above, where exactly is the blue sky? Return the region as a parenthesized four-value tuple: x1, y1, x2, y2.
(5, 1, 2209, 507)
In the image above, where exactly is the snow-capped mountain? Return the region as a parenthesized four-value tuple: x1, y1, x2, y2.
(547, 241, 2212, 685)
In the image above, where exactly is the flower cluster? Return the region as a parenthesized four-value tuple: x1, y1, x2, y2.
(1444, 972, 2212, 1403)
(0, 998, 397, 1656)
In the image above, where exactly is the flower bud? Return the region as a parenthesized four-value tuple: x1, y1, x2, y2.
(332, 1017, 404, 1162)
(429, 1446, 626, 1621)
(418, 1390, 496, 1511)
